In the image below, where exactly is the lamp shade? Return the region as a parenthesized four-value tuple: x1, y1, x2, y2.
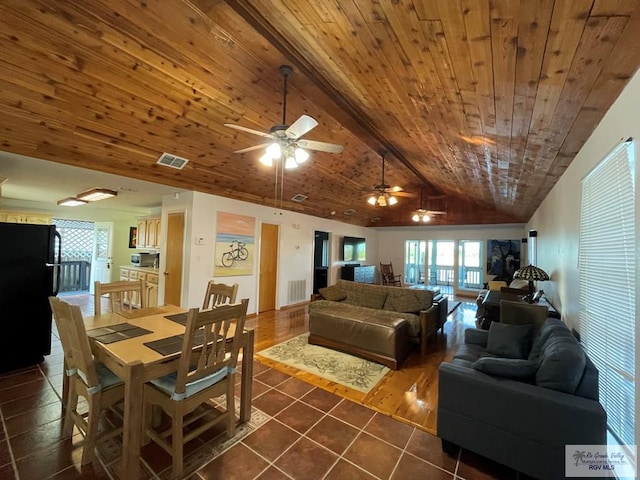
(513, 265, 549, 281)
(513, 264, 549, 298)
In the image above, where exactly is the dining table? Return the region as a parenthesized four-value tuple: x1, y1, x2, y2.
(79, 304, 255, 480)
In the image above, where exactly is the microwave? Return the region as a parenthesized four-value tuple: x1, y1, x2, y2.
(131, 252, 158, 267)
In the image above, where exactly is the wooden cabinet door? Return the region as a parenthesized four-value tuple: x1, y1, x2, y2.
(136, 220, 147, 247)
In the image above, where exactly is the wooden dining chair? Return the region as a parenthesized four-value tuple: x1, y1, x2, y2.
(380, 262, 402, 286)
(143, 298, 249, 478)
(49, 296, 124, 465)
(202, 280, 239, 310)
(94, 279, 146, 316)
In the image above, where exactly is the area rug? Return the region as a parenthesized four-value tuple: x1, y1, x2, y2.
(257, 333, 389, 393)
(448, 301, 462, 315)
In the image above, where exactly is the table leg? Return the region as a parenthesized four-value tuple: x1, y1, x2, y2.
(121, 361, 144, 480)
(239, 329, 254, 422)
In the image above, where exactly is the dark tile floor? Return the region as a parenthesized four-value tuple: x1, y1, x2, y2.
(0, 292, 528, 479)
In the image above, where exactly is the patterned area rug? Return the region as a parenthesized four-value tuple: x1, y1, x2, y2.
(257, 333, 389, 394)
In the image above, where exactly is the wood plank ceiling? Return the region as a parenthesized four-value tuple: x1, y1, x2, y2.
(1, 0, 639, 227)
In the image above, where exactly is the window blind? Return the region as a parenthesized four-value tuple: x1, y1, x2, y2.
(578, 139, 635, 447)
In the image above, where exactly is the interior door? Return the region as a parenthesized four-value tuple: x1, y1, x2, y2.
(164, 212, 185, 306)
(258, 223, 279, 312)
(90, 222, 113, 293)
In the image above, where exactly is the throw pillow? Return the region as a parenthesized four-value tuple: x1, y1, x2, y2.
(388, 293, 424, 313)
(486, 322, 534, 359)
(472, 357, 538, 380)
(318, 285, 347, 302)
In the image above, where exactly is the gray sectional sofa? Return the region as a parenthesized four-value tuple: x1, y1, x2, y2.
(437, 317, 607, 480)
(308, 279, 447, 369)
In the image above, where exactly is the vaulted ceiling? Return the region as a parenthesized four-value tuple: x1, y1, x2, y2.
(1, 0, 639, 226)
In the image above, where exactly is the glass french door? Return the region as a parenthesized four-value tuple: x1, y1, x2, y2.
(458, 240, 483, 289)
(404, 240, 426, 284)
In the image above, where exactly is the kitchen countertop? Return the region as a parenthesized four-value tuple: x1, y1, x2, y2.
(120, 265, 160, 275)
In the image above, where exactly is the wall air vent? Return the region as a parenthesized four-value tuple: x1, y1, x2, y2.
(157, 152, 189, 170)
(344, 209, 356, 216)
(291, 193, 308, 203)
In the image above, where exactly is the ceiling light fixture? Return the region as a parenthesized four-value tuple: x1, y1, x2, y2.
(76, 187, 118, 202)
(57, 197, 88, 207)
(412, 186, 430, 223)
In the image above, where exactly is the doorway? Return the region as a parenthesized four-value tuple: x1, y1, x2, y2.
(313, 231, 329, 294)
(258, 223, 279, 312)
(90, 222, 114, 293)
(164, 212, 185, 306)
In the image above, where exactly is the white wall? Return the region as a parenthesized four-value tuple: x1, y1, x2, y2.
(162, 191, 378, 313)
(376, 224, 526, 294)
(527, 68, 640, 446)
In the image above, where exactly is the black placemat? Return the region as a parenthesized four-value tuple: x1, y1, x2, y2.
(87, 323, 153, 344)
(144, 330, 205, 356)
(164, 312, 189, 326)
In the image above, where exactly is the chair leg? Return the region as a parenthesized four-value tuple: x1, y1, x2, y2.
(81, 392, 101, 465)
(63, 384, 78, 437)
(226, 378, 236, 438)
(172, 410, 184, 479)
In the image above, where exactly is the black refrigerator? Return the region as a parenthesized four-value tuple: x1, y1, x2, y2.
(0, 223, 61, 373)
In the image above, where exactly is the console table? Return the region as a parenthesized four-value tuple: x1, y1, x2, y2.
(480, 290, 559, 329)
(341, 265, 375, 284)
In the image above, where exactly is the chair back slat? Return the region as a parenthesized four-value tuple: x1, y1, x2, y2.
(49, 296, 100, 388)
(380, 262, 402, 286)
(174, 299, 248, 395)
(94, 279, 146, 315)
(202, 281, 239, 310)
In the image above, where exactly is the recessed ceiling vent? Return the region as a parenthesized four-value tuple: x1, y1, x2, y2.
(291, 193, 308, 203)
(157, 152, 189, 170)
(344, 209, 356, 216)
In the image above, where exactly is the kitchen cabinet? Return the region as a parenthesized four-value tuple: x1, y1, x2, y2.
(0, 211, 51, 225)
(136, 217, 161, 248)
(120, 266, 159, 307)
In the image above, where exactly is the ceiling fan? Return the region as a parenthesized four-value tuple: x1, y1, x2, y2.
(366, 151, 416, 206)
(224, 65, 343, 169)
(412, 187, 446, 222)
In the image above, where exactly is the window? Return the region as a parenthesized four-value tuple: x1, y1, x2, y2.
(578, 139, 635, 448)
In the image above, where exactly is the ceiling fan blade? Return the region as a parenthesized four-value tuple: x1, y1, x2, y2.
(395, 191, 417, 198)
(224, 123, 273, 138)
(285, 115, 318, 139)
(426, 210, 447, 215)
(233, 143, 271, 154)
(296, 139, 344, 153)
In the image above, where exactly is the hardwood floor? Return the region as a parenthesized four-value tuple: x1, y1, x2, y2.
(250, 295, 478, 435)
(0, 291, 532, 479)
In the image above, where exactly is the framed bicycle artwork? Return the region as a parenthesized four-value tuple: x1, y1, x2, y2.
(213, 211, 255, 276)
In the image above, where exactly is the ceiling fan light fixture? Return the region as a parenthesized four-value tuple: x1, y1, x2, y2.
(388, 195, 398, 206)
(266, 142, 281, 159)
(284, 156, 298, 169)
(294, 147, 309, 164)
(259, 152, 274, 167)
(412, 208, 431, 223)
(367, 196, 377, 206)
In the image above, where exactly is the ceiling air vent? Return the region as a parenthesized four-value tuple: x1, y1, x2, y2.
(157, 152, 189, 170)
(344, 209, 356, 216)
(291, 193, 308, 203)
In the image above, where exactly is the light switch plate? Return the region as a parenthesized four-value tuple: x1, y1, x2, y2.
(195, 237, 204, 245)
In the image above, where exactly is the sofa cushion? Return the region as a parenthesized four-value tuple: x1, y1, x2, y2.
(486, 322, 534, 359)
(453, 344, 497, 363)
(343, 290, 388, 310)
(536, 333, 586, 394)
(472, 357, 537, 380)
(386, 292, 424, 313)
(318, 285, 347, 302)
(529, 318, 568, 363)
